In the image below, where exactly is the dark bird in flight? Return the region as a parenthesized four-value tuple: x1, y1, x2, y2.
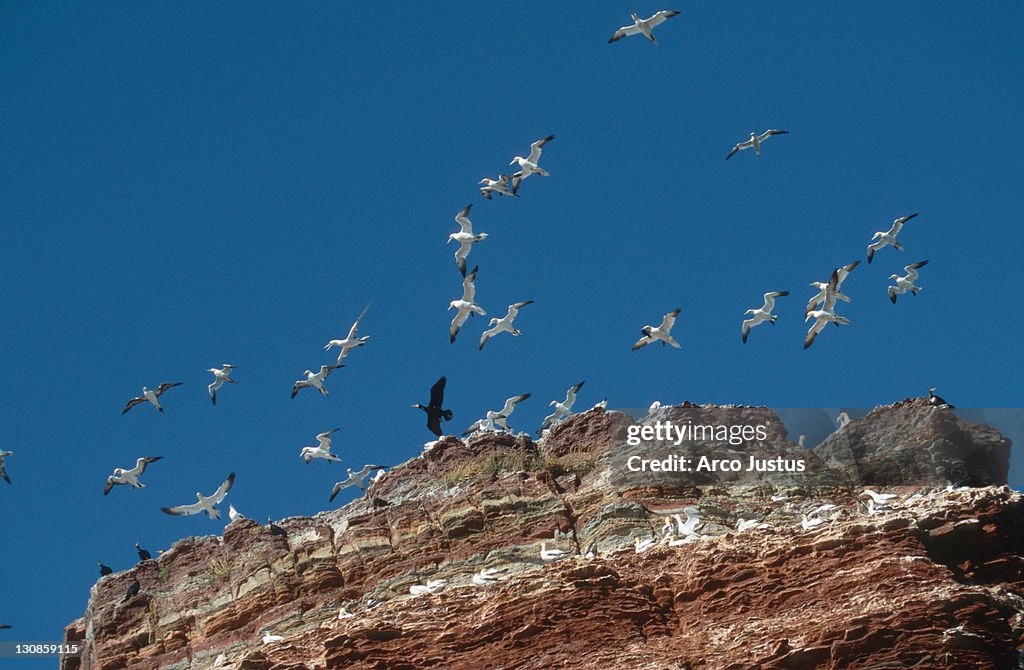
(413, 376, 453, 437)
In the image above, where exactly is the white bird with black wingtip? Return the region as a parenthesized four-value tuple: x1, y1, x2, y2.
(449, 265, 486, 344)
(448, 204, 488, 277)
(479, 175, 517, 200)
(867, 213, 918, 263)
(726, 129, 789, 160)
(300, 428, 342, 464)
(162, 473, 236, 520)
(324, 304, 371, 365)
(741, 291, 789, 343)
(608, 10, 680, 44)
(539, 381, 585, 433)
(479, 301, 532, 350)
(290, 364, 341, 399)
(632, 308, 682, 350)
(121, 382, 183, 415)
(103, 456, 163, 495)
(206, 364, 238, 406)
(509, 135, 554, 183)
(888, 260, 928, 304)
(329, 465, 388, 502)
(806, 261, 859, 316)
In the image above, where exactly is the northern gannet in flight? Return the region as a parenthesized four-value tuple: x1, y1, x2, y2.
(290, 364, 341, 399)
(413, 376, 453, 437)
(161, 472, 235, 520)
(725, 129, 789, 160)
(479, 175, 518, 200)
(806, 261, 859, 316)
(464, 393, 531, 435)
(540, 542, 569, 561)
(328, 464, 388, 502)
(608, 10, 680, 44)
(928, 387, 954, 409)
(867, 213, 918, 263)
(479, 300, 532, 350)
(206, 364, 238, 405)
(121, 382, 183, 415)
(449, 266, 485, 344)
(741, 291, 789, 343)
(448, 204, 488, 277)
(0, 450, 11, 484)
(135, 543, 152, 561)
(803, 271, 849, 349)
(888, 260, 928, 304)
(324, 304, 371, 364)
(632, 308, 682, 350)
(510, 135, 554, 182)
(539, 380, 585, 433)
(300, 427, 342, 464)
(103, 456, 163, 495)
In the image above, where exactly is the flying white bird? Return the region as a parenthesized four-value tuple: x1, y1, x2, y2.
(806, 261, 859, 316)
(449, 265, 486, 344)
(103, 456, 163, 495)
(867, 213, 918, 263)
(479, 301, 532, 350)
(0, 451, 12, 484)
(300, 427, 342, 464)
(290, 364, 341, 399)
(206, 364, 238, 406)
(324, 304, 371, 364)
(726, 129, 789, 160)
(608, 10, 680, 44)
(741, 291, 789, 343)
(510, 135, 554, 182)
(329, 464, 388, 502)
(888, 260, 929, 304)
(632, 308, 682, 350)
(448, 204, 488, 277)
(464, 393, 531, 435)
(804, 271, 850, 350)
(539, 381, 585, 433)
(479, 175, 518, 200)
(121, 382, 183, 415)
(161, 473, 236, 520)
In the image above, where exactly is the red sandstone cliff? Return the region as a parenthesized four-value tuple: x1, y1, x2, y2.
(63, 401, 1023, 669)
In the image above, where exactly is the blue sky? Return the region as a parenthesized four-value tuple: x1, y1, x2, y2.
(2, 2, 1023, 657)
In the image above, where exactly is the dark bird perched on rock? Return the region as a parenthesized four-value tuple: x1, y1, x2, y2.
(135, 543, 152, 561)
(98, 561, 113, 577)
(413, 376, 453, 437)
(929, 387, 954, 409)
(122, 580, 140, 603)
(267, 517, 287, 537)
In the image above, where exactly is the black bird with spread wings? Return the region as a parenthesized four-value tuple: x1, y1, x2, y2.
(413, 376, 453, 437)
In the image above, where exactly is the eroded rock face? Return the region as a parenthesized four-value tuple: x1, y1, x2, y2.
(63, 402, 1019, 670)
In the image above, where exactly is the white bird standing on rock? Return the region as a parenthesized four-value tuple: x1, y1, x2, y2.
(448, 204, 488, 277)
(867, 213, 918, 263)
(540, 542, 569, 561)
(228, 504, 245, 523)
(509, 135, 554, 182)
(632, 308, 682, 350)
(888, 260, 929, 304)
(608, 10, 680, 44)
(634, 536, 656, 553)
(741, 291, 789, 343)
(206, 364, 238, 405)
(472, 567, 509, 586)
(290, 364, 341, 399)
(261, 630, 283, 645)
(479, 301, 532, 350)
(409, 579, 447, 596)
(449, 266, 486, 344)
(726, 129, 789, 160)
(103, 456, 163, 495)
(324, 304, 371, 365)
(300, 428, 342, 464)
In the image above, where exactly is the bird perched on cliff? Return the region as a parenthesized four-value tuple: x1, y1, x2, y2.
(888, 260, 929, 303)
(261, 630, 284, 645)
(509, 135, 555, 184)
(867, 213, 918, 263)
(634, 536, 656, 553)
(0, 450, 12, 484)
(608, 10, 680, 44)
(741, 291, 789, 343)
(479, 301, 532, 350)
(539, 381, 585, 433)
(329, 464, 389, 502)
(448, 204, 488, 277)
(324, 303, 371, 365)
(135, 543, 152, 561)
(409, 579, 447, 596)
(121, 580, 140, 603)
(725, 129, 789, 160)
(228, 504, 245, 523)
(206, 364, 238, 405)
(632, 308, 682, 350)
(413, 376, 453, 437)
(472, 567, 509, 586)
(859, 489, 898, 515)
(836, 412, 851, 428)
(806, 261, 859, 317)
(300, 427, 342, 464)
(672, 507, 703, 538)
(121, 382, 183, 415)
(98, 561, 113, 577)
(479, 174, 518, 200)
(290, 364, 342, 399)
(450, 266, 486, 344)
(928, 387, 954, 409)
(103, 456, 163, 495)
(161, 472, 235, 520)
(540, 542, 569, 561)
(267, 517, 287, 537)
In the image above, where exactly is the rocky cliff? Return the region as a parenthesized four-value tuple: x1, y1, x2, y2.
(63, 399, 1023, 670)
